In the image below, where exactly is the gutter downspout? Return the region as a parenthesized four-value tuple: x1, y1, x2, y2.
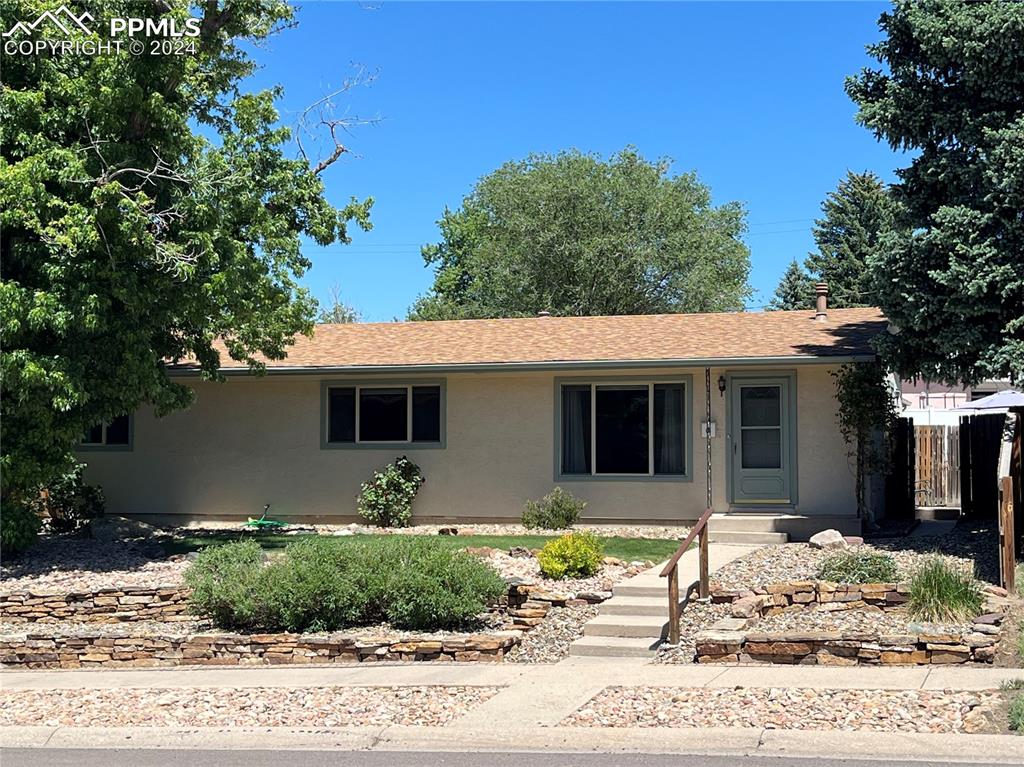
(705, 367, 713, 511)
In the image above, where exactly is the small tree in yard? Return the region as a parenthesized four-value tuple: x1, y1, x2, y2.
(833, 362, 898, 525)
(357, 456, 425, 528)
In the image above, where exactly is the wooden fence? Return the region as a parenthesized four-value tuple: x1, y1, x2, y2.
(914, 424, 961, 507)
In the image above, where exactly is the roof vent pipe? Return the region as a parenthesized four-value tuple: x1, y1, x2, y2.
(814, 283, 829, 321)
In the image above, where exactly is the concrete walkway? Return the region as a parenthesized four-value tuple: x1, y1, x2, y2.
(570, 543, 760, 657)
(4, 658, 1020, 693)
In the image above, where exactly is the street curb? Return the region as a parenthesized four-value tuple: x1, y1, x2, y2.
(3, 724, 1023, 763)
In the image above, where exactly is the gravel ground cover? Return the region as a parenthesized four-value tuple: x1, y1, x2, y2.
(653, 601, 733, 664)
(0, 685, 498, 728)
(751, 605, 974, 636)
(563, 686, 999, 732)
(0, 541, 635, 617)
(2, 531, 660, 596)
(506, 605, 598, 663)
(0, 618, 209, 639)
(711, 523, 997, 593)
(485, 551, 644, 598)
(0, 614, 517, 642)
(184, 522, 690, 540)
(655, 523, 997, 664)
(1, 537, 184, 594)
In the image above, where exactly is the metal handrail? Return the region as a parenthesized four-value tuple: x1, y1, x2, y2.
(659, 506, 713, 645)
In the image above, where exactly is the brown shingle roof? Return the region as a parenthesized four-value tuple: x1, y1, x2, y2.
(186, 308, 885, 372)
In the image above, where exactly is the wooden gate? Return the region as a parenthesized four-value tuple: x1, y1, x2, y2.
(885, 417, 915, 521)
(961, 413, 1009, 520)
(914, 424, 961, 507)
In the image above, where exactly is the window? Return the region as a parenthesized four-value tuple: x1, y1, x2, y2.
(739, 385, 782, 469)
(560, 381, 688, 477)
(81, 415, 131, 449)
(325, 383, 444, 446)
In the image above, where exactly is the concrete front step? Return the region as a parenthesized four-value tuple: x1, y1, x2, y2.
(610, 581, 667, 602)
(709, 512, 860, 540)
(707, 530, 789, 544)
(598, 596, 667, 616)
(583, 613, 669, 639)
(568, 635, 662, 657)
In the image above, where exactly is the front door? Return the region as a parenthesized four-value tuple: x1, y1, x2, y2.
(729, 377, 793, 504)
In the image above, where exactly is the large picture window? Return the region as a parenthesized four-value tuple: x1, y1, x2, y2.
(560, 381, 688, 477)
(324, 383, 444, 447)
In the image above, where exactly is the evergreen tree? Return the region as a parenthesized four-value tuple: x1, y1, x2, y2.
(768, 259, 815, 311)
(805, 171, 897, 309)
(847, 0, 1024, 383)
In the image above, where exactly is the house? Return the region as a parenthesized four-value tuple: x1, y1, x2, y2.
(76, 298, 887, 540)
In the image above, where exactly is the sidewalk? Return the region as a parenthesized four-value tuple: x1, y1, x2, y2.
(3, 657, 1021, 693)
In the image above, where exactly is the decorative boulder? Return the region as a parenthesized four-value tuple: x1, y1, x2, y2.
(808, 529, 848, 550)
(89, 515, 159, 542)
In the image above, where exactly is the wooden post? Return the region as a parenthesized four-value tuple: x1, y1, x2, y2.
(1000, 476, 1015, 593)
(667, 566, 680, 645)
(698, 528, 709, 599)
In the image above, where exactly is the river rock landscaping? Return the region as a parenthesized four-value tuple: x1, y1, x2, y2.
(0, 529, 651, 668)
(562, 686, 1000, 733)
(0, 685, 498, 728)
(658, 522, 1012, 666)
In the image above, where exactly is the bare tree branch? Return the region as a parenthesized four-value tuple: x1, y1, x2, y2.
(295, 65, 382, 176)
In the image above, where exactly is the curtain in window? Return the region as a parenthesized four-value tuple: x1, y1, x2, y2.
(655, 383, 685, 475)
(562, 385, 591, 474)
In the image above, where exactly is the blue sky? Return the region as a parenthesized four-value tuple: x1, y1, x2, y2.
(246, 1, 903, 321)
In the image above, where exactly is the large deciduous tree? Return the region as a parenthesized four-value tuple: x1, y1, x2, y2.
(0, 0, 372, 495)
(847, 0, 1024, 384)
(409, 148, 750, 320)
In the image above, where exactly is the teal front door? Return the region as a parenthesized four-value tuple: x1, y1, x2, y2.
(729, 377, 793, 504)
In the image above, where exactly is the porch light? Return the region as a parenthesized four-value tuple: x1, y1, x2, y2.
(717, 375, 726, 396)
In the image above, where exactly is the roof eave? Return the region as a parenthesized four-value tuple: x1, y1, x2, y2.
(167, 354, 878, 377)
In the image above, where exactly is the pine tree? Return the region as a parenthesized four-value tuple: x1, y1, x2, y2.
(847, 0, 1024, 383)
(768, 259, 815, 311)
(805, 171, 897, 309)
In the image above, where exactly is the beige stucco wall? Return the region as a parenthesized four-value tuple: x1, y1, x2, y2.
(78, 364, 856, 525)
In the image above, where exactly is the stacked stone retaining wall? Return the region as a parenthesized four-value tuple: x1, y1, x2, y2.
(695, 580, 1004, 666)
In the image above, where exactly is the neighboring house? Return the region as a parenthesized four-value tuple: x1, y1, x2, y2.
(901, 378, 1012, 427)
(77, 302, 886, 540)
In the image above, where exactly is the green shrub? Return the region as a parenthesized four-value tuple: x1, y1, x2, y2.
(537, 531, 604, 580)
(32, 464, 105, 533)
(184, 537, 505, 633)
(816, 550, 898, 584)
(1010, 694, 1024, 732)
(377, 538, 507, 630)
(261, 538, 369, 632)
(183, 540, 267, 630)
(521, 486, 586, 530)
(1, 502, 42, 555)
(357, 456, 425, 527)
(906, 557, 984, 623)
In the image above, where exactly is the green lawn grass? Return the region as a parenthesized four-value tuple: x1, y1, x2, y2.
(162, 532, 681, 562)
